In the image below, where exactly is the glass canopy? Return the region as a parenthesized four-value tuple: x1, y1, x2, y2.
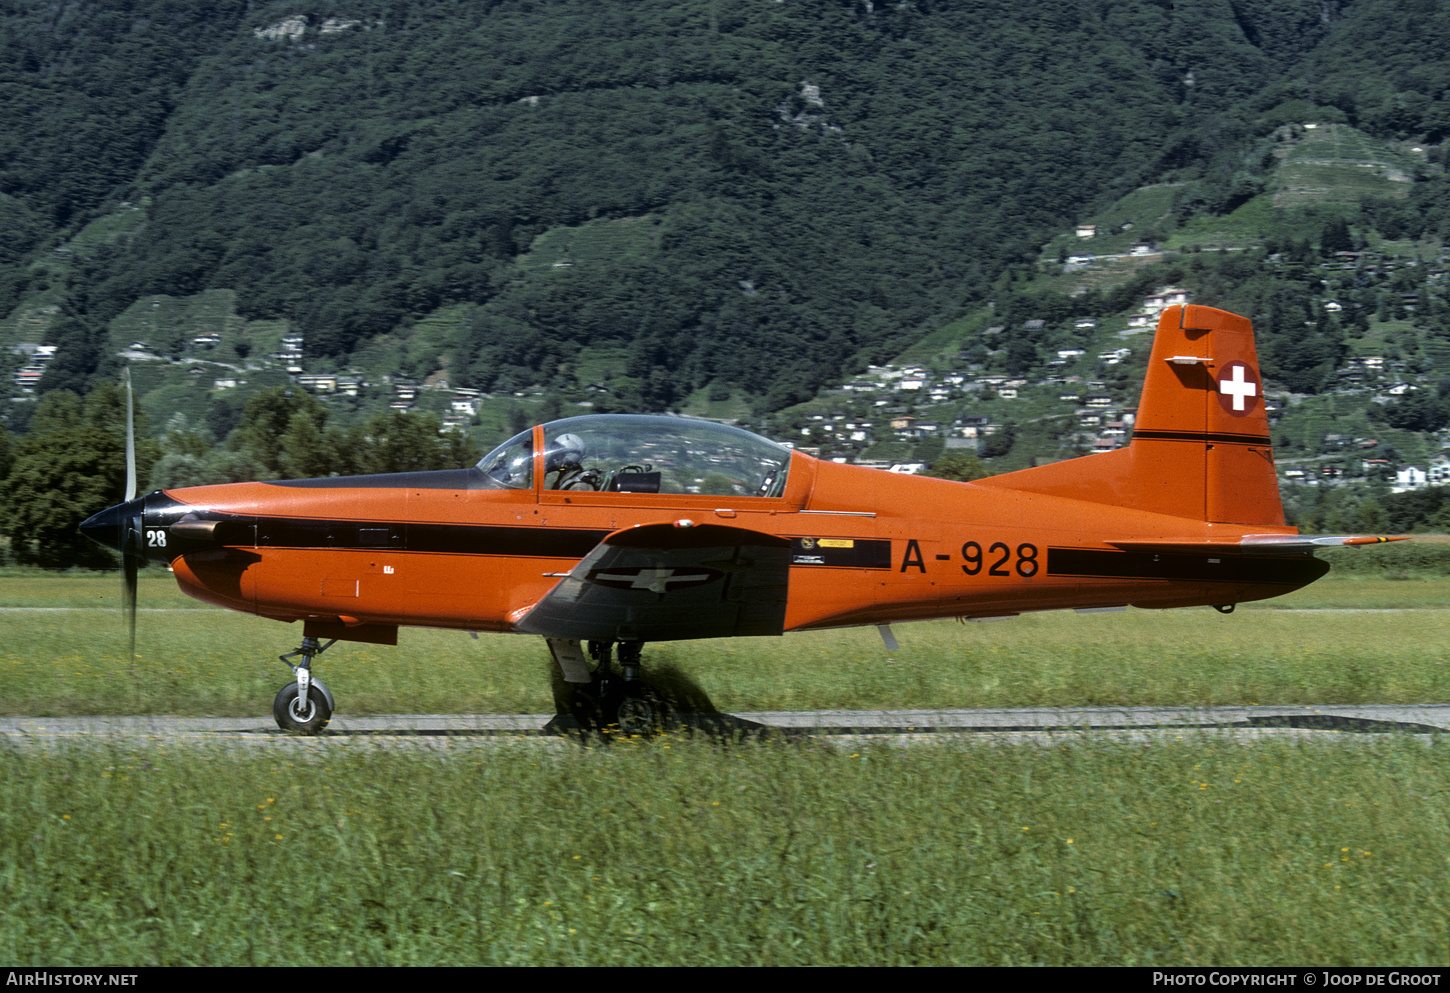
(477, 414, 791, 497)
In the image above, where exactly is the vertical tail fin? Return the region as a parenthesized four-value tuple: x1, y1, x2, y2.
(979, 305, 1285, 526)
(1134, 304, 1281, 524)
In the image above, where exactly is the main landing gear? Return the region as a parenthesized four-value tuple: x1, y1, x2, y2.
(274, 636, 337, 734)
(563, 640, 666, 735)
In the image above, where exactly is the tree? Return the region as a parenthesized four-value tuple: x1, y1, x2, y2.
(978, 422, 1017, 460)
(0, 383, 155, 568)
(1320, 217, 1354, 256)
(231, 387, 328, 477)
(158, 413, 212, 459)
(0, 426, 12, 485)
(147, 452, 210, 490)
(924, 452, 991, 482)
(277, 411, 336, 480)
(1384, 389, 1449, 432)
(1355, 497, 1390, 533)
(349, 411, 480, 476)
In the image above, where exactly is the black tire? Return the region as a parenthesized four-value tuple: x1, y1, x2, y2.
(616, 683, 667, 735)
(273, 682, 332, 734)
(567, 678, 620, 733)
(567, 679, 667, 736)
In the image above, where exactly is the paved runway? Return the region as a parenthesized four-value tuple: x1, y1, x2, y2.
(3, 703, 1447, 748)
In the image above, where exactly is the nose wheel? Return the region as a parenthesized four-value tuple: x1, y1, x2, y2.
(274, 636, 337, 734)
(273, 682, 332, 734)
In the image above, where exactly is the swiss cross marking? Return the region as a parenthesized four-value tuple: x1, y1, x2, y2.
(1216, 361, 1259, 415)
(588, 567, 721, 593)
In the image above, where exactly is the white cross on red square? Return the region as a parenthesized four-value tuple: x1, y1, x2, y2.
(1218, 363, 1258, 412)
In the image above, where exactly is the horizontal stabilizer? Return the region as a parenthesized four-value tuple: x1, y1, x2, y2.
(1107, 535, 1410, 555)
(513, 521, 791, 642)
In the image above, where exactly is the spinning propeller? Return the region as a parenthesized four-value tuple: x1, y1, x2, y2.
(78, 368, 144, 655)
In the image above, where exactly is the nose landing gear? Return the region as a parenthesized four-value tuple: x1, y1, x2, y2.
(274, 636, 337, 734)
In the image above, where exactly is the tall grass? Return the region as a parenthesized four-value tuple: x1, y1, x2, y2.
(2, 734, 1446, 965)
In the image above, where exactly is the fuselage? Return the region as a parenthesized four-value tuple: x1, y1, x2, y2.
(94, 438, 1324, 644)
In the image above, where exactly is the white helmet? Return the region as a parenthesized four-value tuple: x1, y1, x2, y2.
(547, 433, 585, 468)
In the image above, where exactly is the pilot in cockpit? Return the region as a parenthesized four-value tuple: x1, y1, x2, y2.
(544, 432, 593, 490)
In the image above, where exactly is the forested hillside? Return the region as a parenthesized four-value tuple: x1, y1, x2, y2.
(2, 0, 1397, 411)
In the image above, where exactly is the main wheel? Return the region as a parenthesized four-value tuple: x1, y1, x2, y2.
(273, 682, 332, 734)
(568, 677, 622, 734)
(567, 679, 667, 736)
(615, 683, 666, 735)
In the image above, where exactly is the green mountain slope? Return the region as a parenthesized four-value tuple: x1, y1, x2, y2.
(1, 0, 1357, 413)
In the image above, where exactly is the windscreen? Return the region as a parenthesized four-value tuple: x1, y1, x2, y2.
(475, 427, 533, 489)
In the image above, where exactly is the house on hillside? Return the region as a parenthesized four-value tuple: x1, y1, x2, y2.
(1393, 466, 1428, 493)
(1143, 288, 1190, 313)
(298, 374, 337, 393)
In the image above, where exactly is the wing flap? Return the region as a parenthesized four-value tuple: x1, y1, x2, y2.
(513, 522, 791, 642)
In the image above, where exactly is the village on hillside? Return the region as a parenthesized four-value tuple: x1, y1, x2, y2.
(12, 248, 1450, 496)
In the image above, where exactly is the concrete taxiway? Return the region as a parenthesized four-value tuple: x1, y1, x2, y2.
(2, 703, 1447, 749)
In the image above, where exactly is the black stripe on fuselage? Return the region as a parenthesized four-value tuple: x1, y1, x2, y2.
(1130, 429, 1273, 446)
(1047, 547, 1328, 585)
(250, 517, 611, 558)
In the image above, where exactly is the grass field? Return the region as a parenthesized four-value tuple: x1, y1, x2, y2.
(3, 734, 1447, 965)
(2, 571, 1448, 965)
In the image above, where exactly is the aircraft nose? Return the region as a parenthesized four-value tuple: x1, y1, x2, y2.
(80, 497, 143, 553)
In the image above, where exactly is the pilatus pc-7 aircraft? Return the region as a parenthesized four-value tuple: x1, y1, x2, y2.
(82, 305, 1400, 733)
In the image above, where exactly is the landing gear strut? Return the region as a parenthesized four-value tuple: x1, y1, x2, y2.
(576, 640, 665, 734)
(274, 636, 337, 734)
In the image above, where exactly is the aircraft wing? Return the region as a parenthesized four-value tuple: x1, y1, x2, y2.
(511, 522, 792, 643)
(1107, 535, 1409, 554)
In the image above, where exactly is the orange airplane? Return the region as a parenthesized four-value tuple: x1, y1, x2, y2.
(81, 305, 1400, 733)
